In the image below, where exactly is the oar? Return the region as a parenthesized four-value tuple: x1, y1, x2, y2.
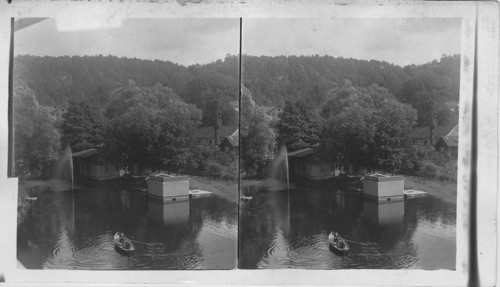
(343, 239, 371, 247)
(128, 239, 154, 247)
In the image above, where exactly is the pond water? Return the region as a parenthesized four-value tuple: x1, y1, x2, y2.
(17, 187, 237, 270)
(239, 188, 456, 269)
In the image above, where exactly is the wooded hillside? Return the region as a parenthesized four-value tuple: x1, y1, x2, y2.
(14, 54, 460, 123)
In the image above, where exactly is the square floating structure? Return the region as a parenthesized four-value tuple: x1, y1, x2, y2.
(363, 174, 404, 203)
(148, 174, 189, 203)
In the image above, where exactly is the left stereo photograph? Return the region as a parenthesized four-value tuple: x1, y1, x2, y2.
(13, 18, 240, 270)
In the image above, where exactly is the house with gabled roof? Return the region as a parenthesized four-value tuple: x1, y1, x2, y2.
(219, 132, 239, 153)
(434, 135, 459, 157)
(194, 125, 238, 146)
(410, 124, 458, 146)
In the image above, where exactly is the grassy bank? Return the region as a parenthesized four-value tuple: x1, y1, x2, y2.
(188, 175, 238, 203)
(404, 175, 457, 204)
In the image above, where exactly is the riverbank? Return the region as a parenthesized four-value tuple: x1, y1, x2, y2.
(17, 179, 54, 225)
(403, 175, 457, 204)
(188, 176, 238, 203)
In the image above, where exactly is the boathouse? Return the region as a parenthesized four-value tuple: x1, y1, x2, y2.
(72, 148, 123, 180)
(287, 147, 337, 180)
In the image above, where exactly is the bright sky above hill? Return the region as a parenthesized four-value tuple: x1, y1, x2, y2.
(244, 18, 461, 67)
(15, 18, 240, 66)
(15, 17, 461, 67)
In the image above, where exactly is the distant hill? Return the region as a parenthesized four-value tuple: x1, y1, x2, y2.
(14, 55, 194, 107)
(242, 54, 460, 107)
(14, 54, 460, 119)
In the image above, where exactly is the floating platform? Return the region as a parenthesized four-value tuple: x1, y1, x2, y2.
(189, 189, 213, 199)
(363, 174, 404, 202)
(148, 174, 189, 203)
(404, 189, 428, 199)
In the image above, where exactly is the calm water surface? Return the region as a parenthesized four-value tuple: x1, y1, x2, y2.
(239, 188, 456, 269)
(18, 187, 237, 270)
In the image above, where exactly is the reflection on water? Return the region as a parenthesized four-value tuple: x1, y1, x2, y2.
(364, 200, 404, 225)
(148, 200, 189, 227)
(239, 188, 456, 269)
(17, 187, 237, 270)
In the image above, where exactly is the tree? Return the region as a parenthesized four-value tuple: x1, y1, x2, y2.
(321, 83, 417, 174)
(13, 81, 60, 177)
(104, 83, 202, 173)
(276, 101, 320, 152)
(240, 87, 276, 175)
(60, 102, 105, 152)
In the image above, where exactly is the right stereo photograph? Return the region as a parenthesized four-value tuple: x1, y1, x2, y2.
(238, 18, 461, 270)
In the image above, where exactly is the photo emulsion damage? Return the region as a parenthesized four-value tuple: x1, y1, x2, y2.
(13, 16, 462, 272)
(14, 18, 239, 270)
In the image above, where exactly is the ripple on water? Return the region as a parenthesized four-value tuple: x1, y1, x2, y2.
(47, 232, 121, 270)
(262, 233, 335, 269)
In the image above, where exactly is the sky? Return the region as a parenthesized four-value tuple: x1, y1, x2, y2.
(244, 18, 461, 66)
(15, 17, 461, 67)
(15, 18, 240, 66)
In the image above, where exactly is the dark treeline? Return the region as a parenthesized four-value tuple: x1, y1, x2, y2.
(15, 54, 460, 110)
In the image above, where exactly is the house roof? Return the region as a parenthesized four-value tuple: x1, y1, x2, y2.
(438, 135, 459, 147)
(411, 125, 458, 139)
(221, 133, 239, 147)
(195, 125, 238, 139)
(287, 147, 319, 158)
(72, 148, 101, 158)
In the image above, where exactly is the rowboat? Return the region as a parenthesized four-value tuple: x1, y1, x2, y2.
(114, 232, 135, 254)
(328, 231, 350, 254)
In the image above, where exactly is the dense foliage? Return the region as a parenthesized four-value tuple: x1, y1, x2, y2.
(240, 87, 276, 175)
(60, 102, 105, 152)
(276, 101, 320, 152)
(320, 83, 417, 173)
(15, 54, 459, 113)
(13, 81, 60, 177)
(14, 53, 460, 179)
(103, 83, 202, 173)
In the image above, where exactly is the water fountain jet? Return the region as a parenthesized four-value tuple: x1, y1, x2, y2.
(266, 143, 290, 190)
(51, 144, 74, 191)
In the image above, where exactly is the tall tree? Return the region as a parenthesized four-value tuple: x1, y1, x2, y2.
(240, 87, 276, 175)
(60, 102, 105, 152)
(13, 81, 60, 177)
(321, 83, 417, 173)
(276, 101, 320, 152)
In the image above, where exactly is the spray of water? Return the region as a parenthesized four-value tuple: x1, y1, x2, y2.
(279, 144, 289, 190)
(51, 144, 74, 190)
(266, 143, 290, 190)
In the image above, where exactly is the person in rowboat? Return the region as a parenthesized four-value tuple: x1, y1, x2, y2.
(333, 232, 339, 244)
(119, 232, 125, 244)
(123, 241, 131, 249)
